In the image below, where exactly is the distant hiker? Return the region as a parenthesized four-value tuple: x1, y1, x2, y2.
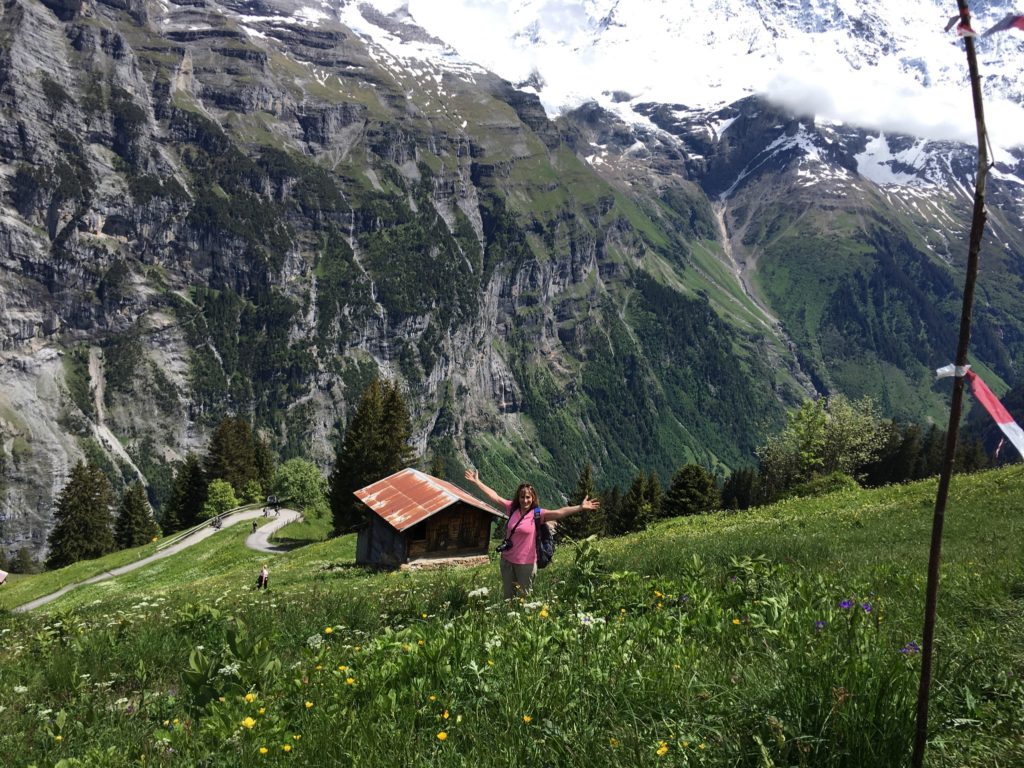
(256, 564, 269, 590)
(0, 568, 8, 585)
(252, 520, 259, 534)
(464, 469, 599, 599)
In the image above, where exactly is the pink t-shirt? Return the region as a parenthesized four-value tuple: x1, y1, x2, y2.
(502, 502, 546, 565)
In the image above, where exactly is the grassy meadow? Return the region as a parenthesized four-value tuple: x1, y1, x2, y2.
(1, 466, 1022, 766)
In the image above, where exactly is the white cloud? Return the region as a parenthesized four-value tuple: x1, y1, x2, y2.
(365, 0, 1024, 148)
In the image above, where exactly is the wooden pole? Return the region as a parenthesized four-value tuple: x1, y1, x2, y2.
(911, 3, 990, 766)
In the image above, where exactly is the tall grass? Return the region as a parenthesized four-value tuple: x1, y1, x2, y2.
(1, 467, 1022, 766)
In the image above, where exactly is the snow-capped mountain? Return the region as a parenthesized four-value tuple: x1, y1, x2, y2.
(351, 0, 1024, 148)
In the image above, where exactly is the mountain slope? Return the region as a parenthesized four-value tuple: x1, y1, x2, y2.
(1, 0, 1023, 564)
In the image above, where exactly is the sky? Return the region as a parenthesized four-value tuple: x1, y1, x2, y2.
(358, 0, 1024, 150)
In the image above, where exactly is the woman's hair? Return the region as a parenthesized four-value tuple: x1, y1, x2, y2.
(509, 483, 540, 514)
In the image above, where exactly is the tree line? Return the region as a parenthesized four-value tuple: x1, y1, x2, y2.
(12, 382, 1008, 575)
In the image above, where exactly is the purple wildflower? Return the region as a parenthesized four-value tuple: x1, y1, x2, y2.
(900, 641, 921, 655)
(814, 620, 827, 631)
(839, 599, 852, 610)
(862, 602, 872, 614)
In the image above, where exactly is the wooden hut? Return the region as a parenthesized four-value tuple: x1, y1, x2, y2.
(354, 468, 503, 567)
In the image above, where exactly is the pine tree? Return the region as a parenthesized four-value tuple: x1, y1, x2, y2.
(646, 471, 664, 519)
(600, 484, 622, 535)
(163, 453, 208, 533)
(330, 379, 416, 535)
(381, 382, 415, 469)
(11, 547, 40, 574)
(205, 416, 274, 498)
(611, 473, 653, 535)
(663, 464, 720, 517)
(428, 452, 446, 480)
(721, 467, 760, 510)
(115, 480, 161, 549)
(46, 461, 116, 570)
(557, 463, 604, 540)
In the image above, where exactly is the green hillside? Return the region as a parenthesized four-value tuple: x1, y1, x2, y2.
(2, 466, 1022, 766)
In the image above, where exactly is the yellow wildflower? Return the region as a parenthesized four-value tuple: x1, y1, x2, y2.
(55, 735, 63, 743)
(324, 627, 333, 634)
(282, 744, 292, 753)
(418, 639, 425, 646)
(442, 710, 449, 720)
(429, 695, 437, 702)
(304, 701, 313, 709)
(338, 665, 347, 672)
(241, 717, 256, 729)
(437, 731, 448, 741)
(539, 608, 549, 619)
(522, 715, 532, 723)
(346, 677, 355, 686)
(245, 692, 257, 703)
(732, 618, 741, 625)
(609, 737, 619, 747)
(258, 708, 266, 715)
(259, 747, 268, 755)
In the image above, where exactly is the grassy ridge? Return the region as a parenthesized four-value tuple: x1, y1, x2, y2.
(1, 467, 1022, 766)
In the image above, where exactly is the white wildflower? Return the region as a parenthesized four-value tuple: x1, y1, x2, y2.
(467, 586, 489, 599)
(306, 634, 324, 651)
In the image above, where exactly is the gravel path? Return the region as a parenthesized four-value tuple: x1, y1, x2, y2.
(12, 507, 304, 613)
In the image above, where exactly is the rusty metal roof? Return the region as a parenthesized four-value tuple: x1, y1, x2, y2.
(354, 468, 503, 532)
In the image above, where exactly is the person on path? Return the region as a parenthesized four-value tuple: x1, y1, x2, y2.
(464, 469, 599, 599)
(252, 519, 259, 534)
(256, 564, 269, 590)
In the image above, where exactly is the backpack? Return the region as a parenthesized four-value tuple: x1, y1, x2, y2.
(534, 508, 555, 568)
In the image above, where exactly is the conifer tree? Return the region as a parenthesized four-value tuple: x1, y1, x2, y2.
(721, 467, 761, 510)
(204, 416, 274, 498)
(46, 461, 116, 570)
(610, 473, 653, 535)
(115, 480, 161, 548)
(600, 484, 622, 534)
(663, 464, 720, 517)
(647, 471, 664, 519)
(10, 547, 39, 574)
(557, 463, 605, 540)
(163, 453, 208, 533)
(330, 379, 415, 535)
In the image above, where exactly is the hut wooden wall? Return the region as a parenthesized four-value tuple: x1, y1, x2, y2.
(356, 515, 407, 567)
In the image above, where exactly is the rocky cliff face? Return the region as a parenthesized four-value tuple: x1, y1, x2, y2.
(1, 0, 1021, 564)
